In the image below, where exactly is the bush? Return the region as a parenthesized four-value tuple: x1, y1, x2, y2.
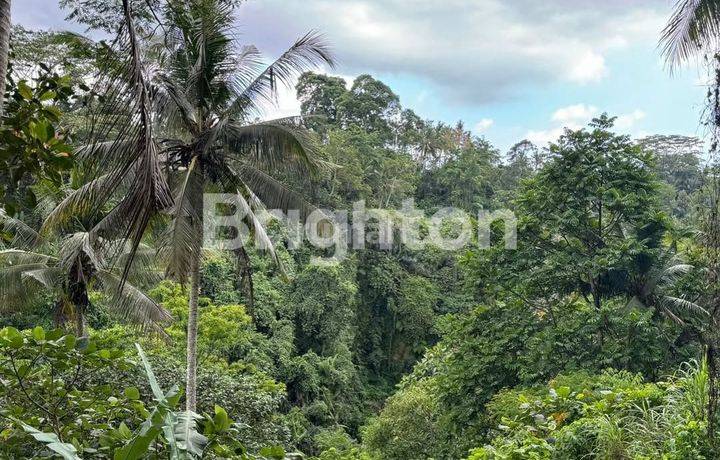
(0, 326, 140, 458)
(467, 361, 717, 459)
(362, 379, 442, 460)
(0, 326, 289, 459)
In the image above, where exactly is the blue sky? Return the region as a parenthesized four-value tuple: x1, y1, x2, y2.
(12, 0, 708, 153)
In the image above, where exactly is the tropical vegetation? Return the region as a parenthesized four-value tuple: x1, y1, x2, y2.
(3, 0, 720, 459)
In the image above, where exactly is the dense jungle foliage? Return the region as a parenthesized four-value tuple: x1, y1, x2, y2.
(2, 0, 720, 459)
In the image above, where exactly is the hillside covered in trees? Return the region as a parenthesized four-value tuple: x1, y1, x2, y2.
(2, 0, 720, 459)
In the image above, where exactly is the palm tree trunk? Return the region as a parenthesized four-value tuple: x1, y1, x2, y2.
(74, 307, 87, 338)
(69, 277, 90, 338)
(0, 0, 11, 120)
(52, 299, 67, 330)
(185, 251, 201, 412)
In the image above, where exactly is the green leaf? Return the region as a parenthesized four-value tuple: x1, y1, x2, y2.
(113, 423, 163, 460)
(32, 326, 45, 341)
(12, 419, 82, 460)
(117, 422, 133, 439)
(124, 387, 140, 401)
(17, 81, 33, 100)
(39, 90, 57, 101)
(2, 327, 24, 349)
(135, 343, 163, 401)
(17, 364, 30, 378)
(259, 446, 286, 459)
(174, 411, 208, 457)
(212, 405, 231, 432)
(46, 328, 63, 340)
(132, 344, 183, 458)
(29, 120, 53, 143)
(64, 334, 77, 349)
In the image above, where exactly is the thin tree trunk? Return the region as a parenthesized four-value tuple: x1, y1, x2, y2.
(184, 160, 204, 412)
(69, 277, 89, 338)
(52, 299, 66, 331)
(707, 342, 719, 433)
(0, 0, 11, 120)
(74, 307, 87, 338)
(234, 247, 254, 317)
(185, 251, 201, 412)
(588, 275, 601, 310)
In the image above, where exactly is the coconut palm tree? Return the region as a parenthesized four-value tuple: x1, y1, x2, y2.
(630, 252, 708, 326)
(0, 209, 171, 337)
(49, 0, 332, 411)
(43, 0, 174, 283)
(661, 1, 720, 435)
(53, 0, 332, 410)
(152, 0, 333, 411)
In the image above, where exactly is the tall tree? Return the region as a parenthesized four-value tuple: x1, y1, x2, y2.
(0, 0, 10, 119)
(661, 0, 720, 436)
(144, 0, 332, 411)
(48, 0, 332, 411)
(514, 115, 665, 309)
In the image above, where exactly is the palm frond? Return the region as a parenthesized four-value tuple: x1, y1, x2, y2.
(661, 263, 694, 284)
(0, 263, 55, 310)
(224, 30, 335, 119)
(234, 190, 285, 275)
(0, 249, 57, 266)
(661, 295, 709, 316)
(41, 174, 112, 236)
(154, 74, 199, 135)
(0, 210, 41, 249)
(161, 158, 204, 282)
(58, 232, 103, 273)
(114, 242, 164, 286)
(22, 267, 65, 292)
(163, 0, 236, 112)
(78, 0, 173, 285)
(661, 305, 687, 326)
(230, 162, 316, 218)
(96, 269, 172, 333)
(223, 117, 326, 174)
(74, 140, 136, 168)
(661, 0, 720, 67)
(228, 44, 265, 98)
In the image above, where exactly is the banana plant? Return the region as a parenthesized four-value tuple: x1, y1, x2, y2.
(115, 343, 208, 460)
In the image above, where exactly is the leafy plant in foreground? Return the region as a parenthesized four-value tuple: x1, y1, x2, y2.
(0, 327, 285, 459)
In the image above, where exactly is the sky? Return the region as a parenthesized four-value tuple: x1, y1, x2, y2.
(11, 0, 711, 153)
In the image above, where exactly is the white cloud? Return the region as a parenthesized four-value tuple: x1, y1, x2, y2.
(567, 51, 608, 84)
(526, 104, 646, 146)
(526, 127, 566, 146)
(474, 118, 495, 132)
(551, 104, 599, 125)
(241, 0, 667, 104)
(614, 109, 646, 130)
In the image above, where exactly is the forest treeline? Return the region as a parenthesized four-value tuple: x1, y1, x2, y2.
(0, 1, 718, 459)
